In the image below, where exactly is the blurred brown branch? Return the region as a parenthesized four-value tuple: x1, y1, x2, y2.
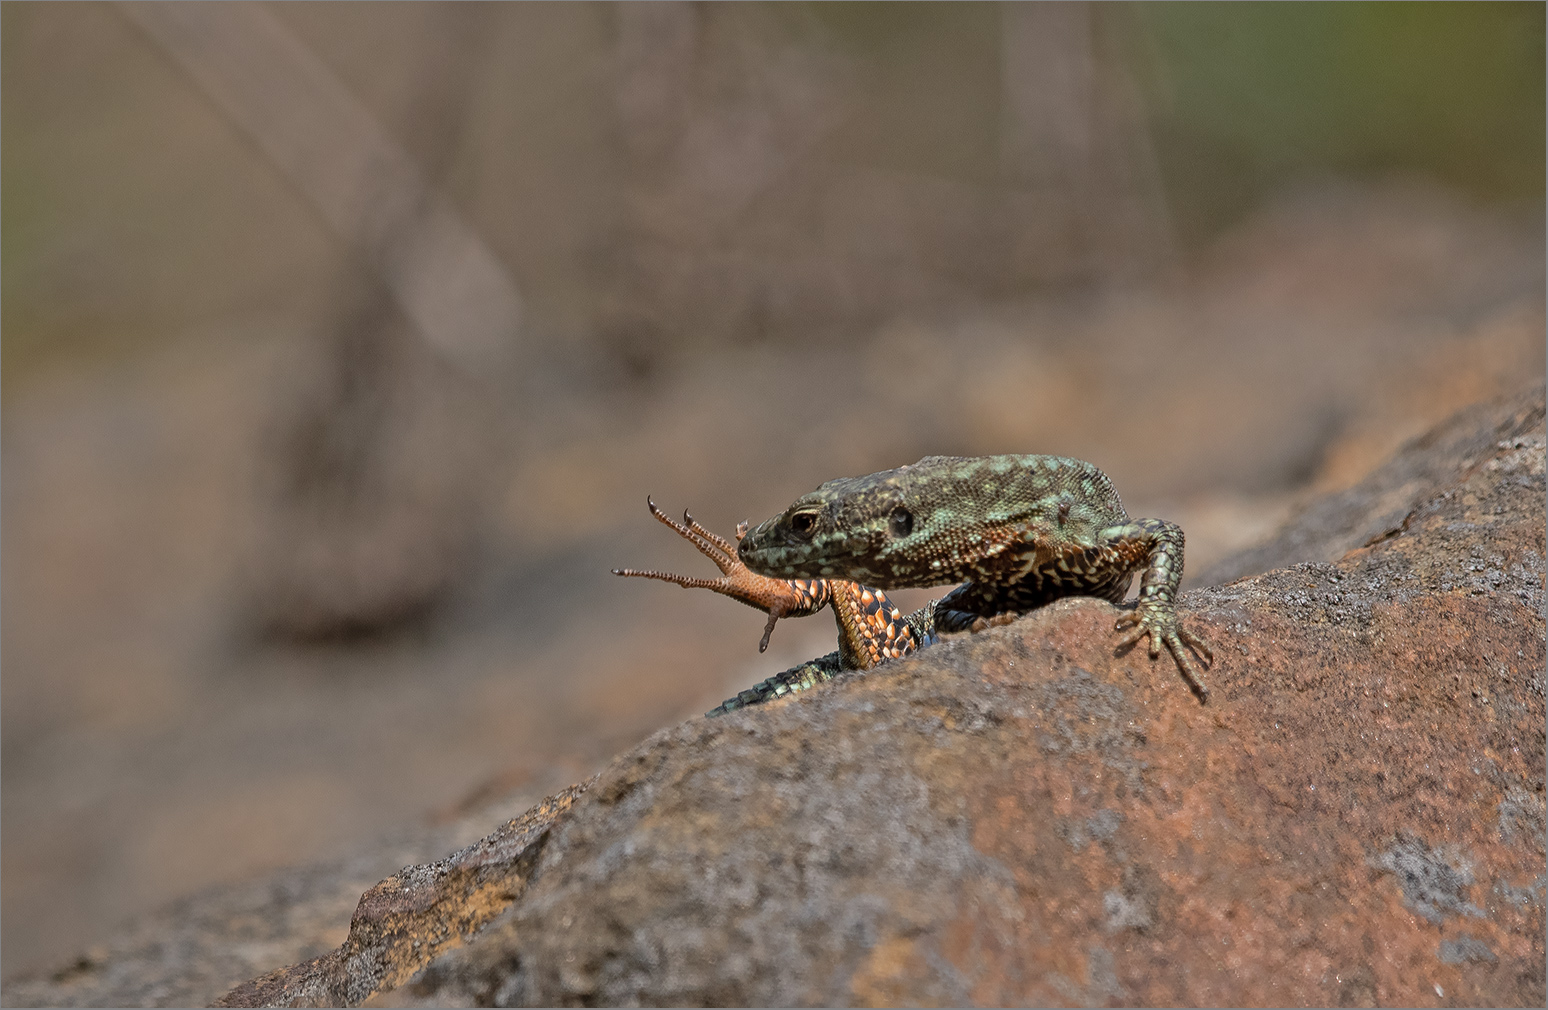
(1000, 2, 1175, 278)
(598, 2, 1177, 357)
(120, 0, 512, 639)
(117, 0, 522, 373)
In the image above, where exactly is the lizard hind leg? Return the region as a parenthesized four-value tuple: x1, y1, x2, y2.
(613, 497, 831, 652)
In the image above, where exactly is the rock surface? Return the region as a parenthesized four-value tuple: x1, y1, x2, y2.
(0, 780, 577, 1009)
(1200, 386, 1548, 586)
(370, 389, 1545, 1008)
(7, 385, 1544, 1008)
(213, 785, 589, 1008)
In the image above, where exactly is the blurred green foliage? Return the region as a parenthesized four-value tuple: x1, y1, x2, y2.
(1134, 1, 1546, 241)
(807, 1, 1544, 230)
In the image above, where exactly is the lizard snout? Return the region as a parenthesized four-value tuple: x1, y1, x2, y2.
(736, 530, 766, 564)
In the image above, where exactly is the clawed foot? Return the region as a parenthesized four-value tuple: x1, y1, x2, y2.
(614, 498, 822, 652)
(1114, 603, 1213, 703)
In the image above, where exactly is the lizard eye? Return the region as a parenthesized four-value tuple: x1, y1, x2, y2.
(888, 507, 913, 539)
(789, 511, 818, 538)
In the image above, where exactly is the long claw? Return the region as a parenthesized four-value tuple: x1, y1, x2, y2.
(612, 567, 726, 591)
(1164, 633, 1210, 702)
(1179, 626, 1214, 667)
(684, 509, 739, 556)
(1114, 623, 1147, 651)
(640, 497, 740, 575)
(1113, 604, 1211, 704)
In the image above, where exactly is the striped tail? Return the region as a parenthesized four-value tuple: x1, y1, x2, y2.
(706, 653, 843, 717)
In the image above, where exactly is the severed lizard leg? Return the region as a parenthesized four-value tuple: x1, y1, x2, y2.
(1099, 518, 1213, 702)
(616, 498, 935, 715)
(613, 497, 832, 653)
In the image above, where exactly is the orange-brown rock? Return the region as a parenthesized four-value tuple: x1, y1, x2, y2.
(10, 386, 1543, 1008)
(213, 784, 588, 1008)
(370, 385, 1543, 1006)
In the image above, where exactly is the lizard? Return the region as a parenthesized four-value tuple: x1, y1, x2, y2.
(614, 454, 1212, 716)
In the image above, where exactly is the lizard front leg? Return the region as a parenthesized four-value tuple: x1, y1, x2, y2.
(1099, 518, 1213, 701)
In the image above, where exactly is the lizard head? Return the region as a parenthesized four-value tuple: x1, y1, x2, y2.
(737, 456, 991, 588)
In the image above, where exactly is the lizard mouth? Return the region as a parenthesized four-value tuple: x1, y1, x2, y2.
(741, 540, 888, 584)
(737, 525, 835, 578)
(737, 536, 800, 577)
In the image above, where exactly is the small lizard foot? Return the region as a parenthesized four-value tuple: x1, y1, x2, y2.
(1114, 606, 1212, 703)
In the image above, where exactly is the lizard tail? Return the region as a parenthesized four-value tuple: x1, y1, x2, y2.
(705, 653, 843, 717)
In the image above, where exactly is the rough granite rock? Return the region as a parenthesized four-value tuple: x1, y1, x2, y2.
(213, 785, 589, 1008)
(1200, 384, 1547, 586)
(0, 782, 582, 1009)
(8, 385, 1543, 1008)
(373, 383, 1541, 1007)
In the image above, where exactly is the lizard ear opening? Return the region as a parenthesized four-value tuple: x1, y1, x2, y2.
(888, 507, 914, 539)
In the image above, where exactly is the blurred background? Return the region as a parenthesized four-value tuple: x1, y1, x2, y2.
(3, 0, 1543, 981)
